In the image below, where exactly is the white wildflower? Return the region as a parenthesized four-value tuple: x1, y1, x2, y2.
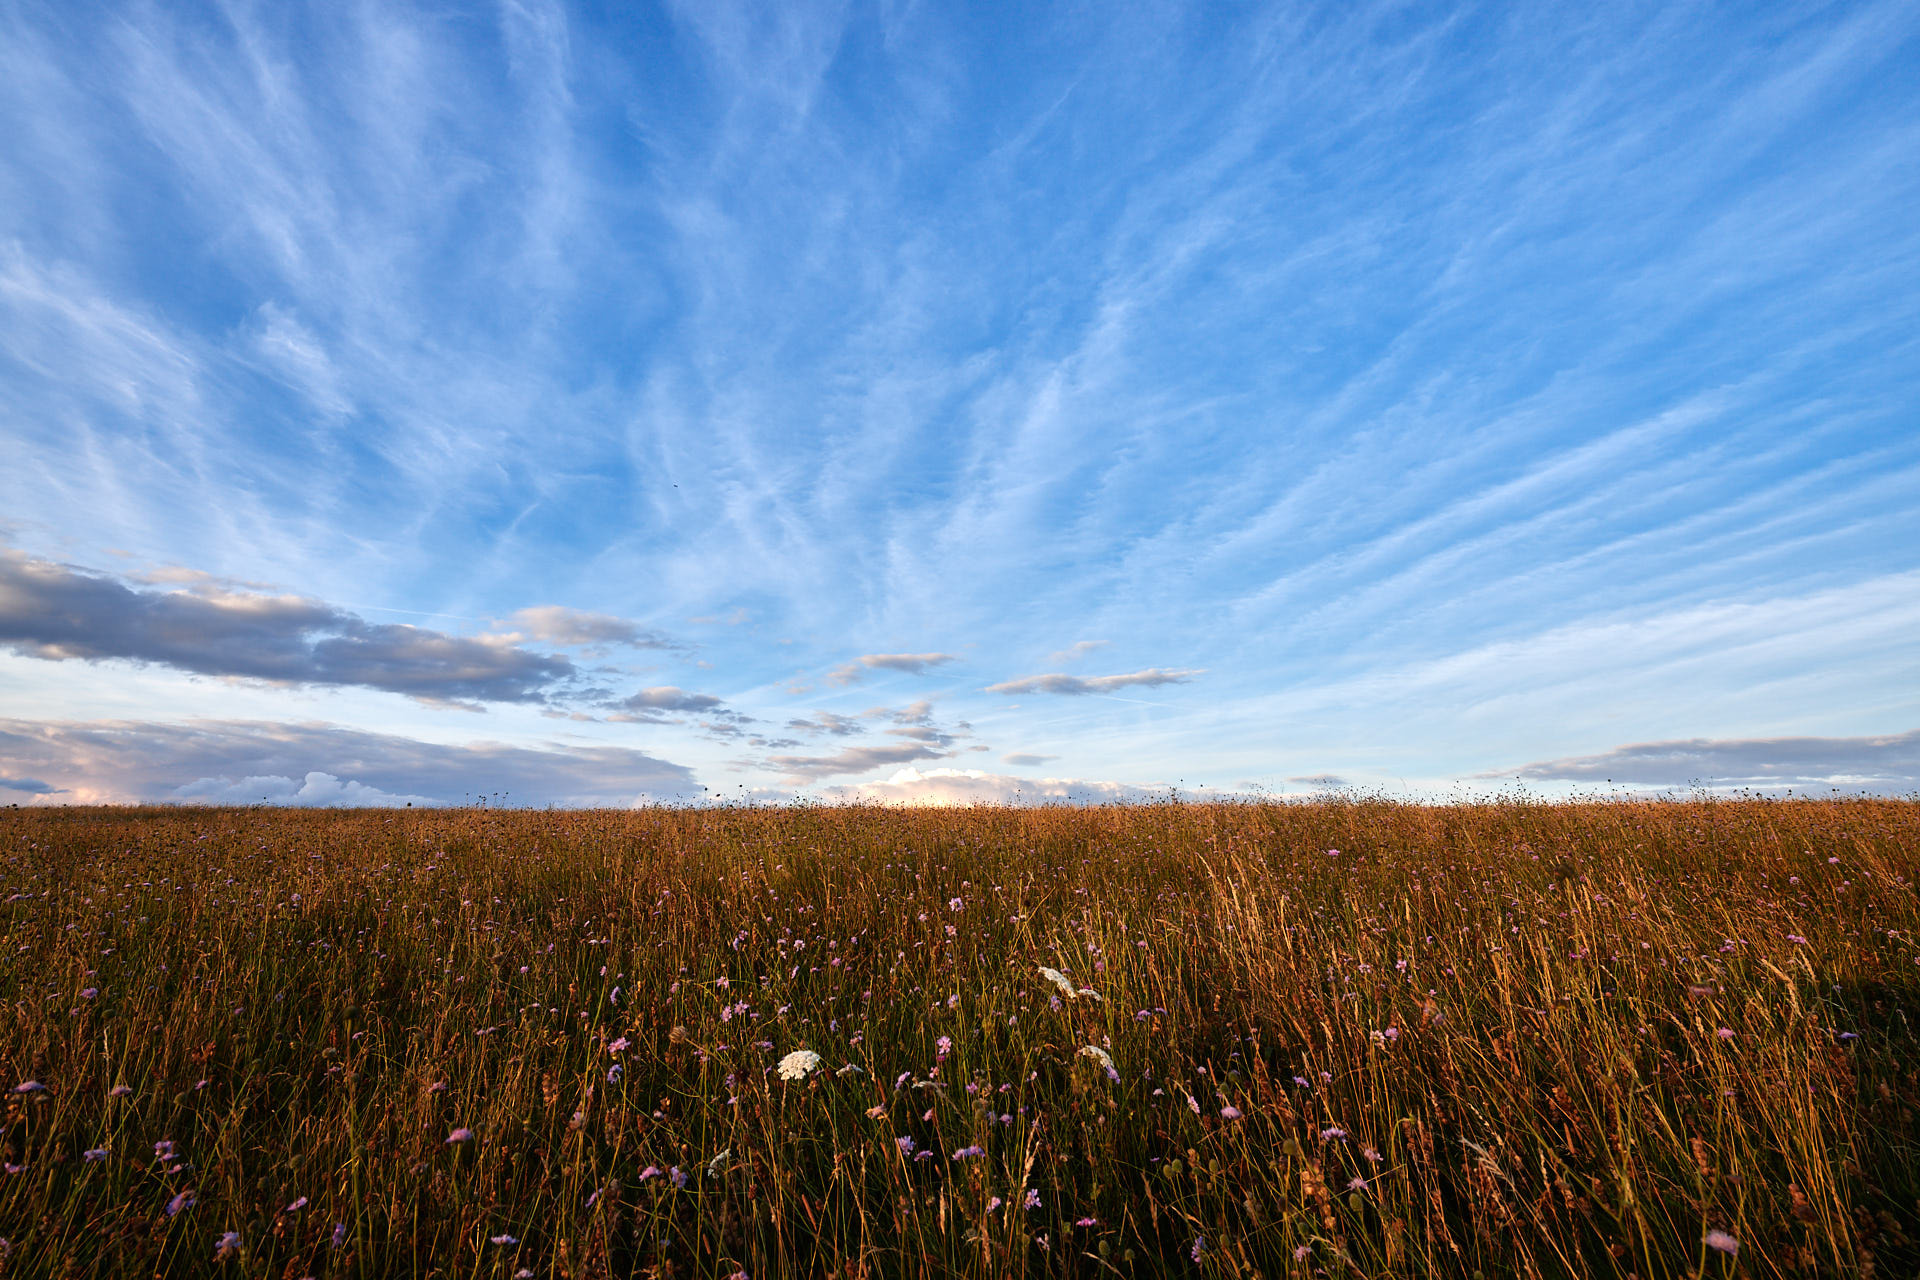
(1076, 1045, 1115, 1072)
(777, 1049, 823, 1081)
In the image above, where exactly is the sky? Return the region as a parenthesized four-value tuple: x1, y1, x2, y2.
(2, 0, 1917, 807)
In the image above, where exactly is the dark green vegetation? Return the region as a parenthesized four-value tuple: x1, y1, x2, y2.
(2, 799, 1917, 1277)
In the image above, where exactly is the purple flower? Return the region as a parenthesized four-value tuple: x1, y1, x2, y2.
(490, 1234, 518, 1246)
(1191, 1236, 1206, 1261)
(11, 1081, 45, 1095)
(214, 1230, 241, 1257)
(331, 1224, 347, 1248)
(1715, 1028, 1735, 1040)
(1704, 1229, 1739, 1256)
(108, 1085, 133, 1098)
(1219, 1105, 1242, 1120)
(284, 1197, 309, 1213)
(1076, 1216, 1098, 1227)
(669, 1166, 687, 1188)
(951, 1145, 984, 1160)
(83, 1147, 109, 1162)
(1024, 1188, 1041, 1210)
(896, 1136, 914, 1155)
(1347, 1176, 1368, 1192)
(80, 988, 98, 1000)
(446, 1128, 474, 1144)
(166, 1190, 196, 1217)
(639, 1165, 662, 1181)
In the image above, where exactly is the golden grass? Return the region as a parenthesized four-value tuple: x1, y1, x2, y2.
(1, 797, 1916, 1277)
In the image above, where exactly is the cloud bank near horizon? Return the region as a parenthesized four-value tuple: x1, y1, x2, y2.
(1495, 730, 1920, 792)
(0, 718, 700, 807)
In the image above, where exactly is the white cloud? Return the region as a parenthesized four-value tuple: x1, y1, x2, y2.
(985, 668, 1203, 696)
(172, 770, 433, 808)
(827, 767, 1239, 806)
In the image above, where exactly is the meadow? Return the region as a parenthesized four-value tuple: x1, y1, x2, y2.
(1, 798, 1916, 1278)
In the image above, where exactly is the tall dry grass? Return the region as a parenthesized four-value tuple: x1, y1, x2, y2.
(1, 798, 1915, 1277)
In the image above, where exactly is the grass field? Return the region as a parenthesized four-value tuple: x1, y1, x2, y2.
(1, 798, 1916, 1278)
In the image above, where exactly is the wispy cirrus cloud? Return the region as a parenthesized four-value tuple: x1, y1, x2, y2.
(1493, 730, 1920, 792)
(985, 668, 1202, 697)
(0, 718, 699, 807)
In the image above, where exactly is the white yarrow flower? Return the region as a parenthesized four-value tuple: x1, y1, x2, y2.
(1038, 967, 1079, 999)
(1076, 1045, 1115, 1072)
(778, 1049, 824, 1081)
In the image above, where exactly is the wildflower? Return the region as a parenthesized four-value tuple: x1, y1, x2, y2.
(284, 1197, 309, 1213)
(607, 1064, 623, 1084)
(428, 1081, 448, 1094)
(1186, 1094, 1201, 1114)
(1076, 1045, 1114, 1074)
(1024, 1188, 1041, 1209)
(491, 1234, 519, 1246)
(1220, 1105, 1242, 1120)
(1076, 1216, 1099, 1227)
(1134, 1008, 1153, 1021)
(865, 1104, 888, 1119)
(935, 1035, 953, 1057)
(446, 1128, 474, 1144)
(952, 1145, 985, 1160)
(214, 1230, 241, 1258)
(1704, 1229, 1739, 1256)
(1321, 1126, 1347, 1140)
(1363, 1146, 1382, 1163)
(83, 1147, 109, 1162)
(1191, 1236, 1206, 1260)
(155, 1139, 176, 1159)
(167, 1190, 196, 1217)
(331, 1224, 347, 1248)
(1293, 1244, 1312, 1260)
(608, 1036, 630, 1054)
(80, 988, 97, 999)
(1715, 1028, 1735, 1040)
(948, 897, 963, 911)
(987, 1196, 1003, 1212)
(896, 1136, 915, 1154)
(1348, 1176, 1368, 1191)
(777, 1049, 823, 1081)
(669, 1166, 687, 1188)
(108, 1085, 133, 1098)
(639, 1165, 662, 1181)
(11, 1081, 45, 1095)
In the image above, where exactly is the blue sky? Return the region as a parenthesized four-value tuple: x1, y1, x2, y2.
(2, 0, 1917, 805)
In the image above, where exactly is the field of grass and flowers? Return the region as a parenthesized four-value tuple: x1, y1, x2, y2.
(2, 797, 1917, 1278)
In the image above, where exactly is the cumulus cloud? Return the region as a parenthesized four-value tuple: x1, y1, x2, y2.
(984, 668, 1203, 696)
(827, 653, 959, 685)
(609, 686, 725, 713)
(0, 549, 579, 706)
(1001, 753, 1059, 767)
(787, 711, 863, 736)
(825, 767, 1233, 806)
(173, 771, 433, 808)
(0, 718, 700, 807)
(497, 605, 674, 649)
(1493, 729, 1920, 792)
